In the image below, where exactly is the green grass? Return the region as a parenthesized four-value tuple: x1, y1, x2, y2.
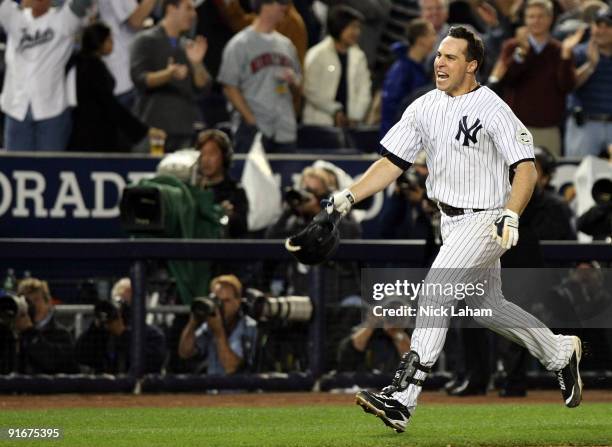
(1, 403, 611, 447)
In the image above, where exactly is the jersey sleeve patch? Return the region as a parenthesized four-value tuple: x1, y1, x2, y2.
(516, 128, 532, 145)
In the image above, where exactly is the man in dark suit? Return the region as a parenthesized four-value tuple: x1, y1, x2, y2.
(15, 278, 78, 374)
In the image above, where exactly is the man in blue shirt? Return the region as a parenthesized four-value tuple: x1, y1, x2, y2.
(380, 19, 437, 139)
(565, 8, 612, 157)
(178, 274, 257, 375)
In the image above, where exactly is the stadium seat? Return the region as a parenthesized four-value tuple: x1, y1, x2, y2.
(346, 126, 381, 153)
(297, 125, 347, 150)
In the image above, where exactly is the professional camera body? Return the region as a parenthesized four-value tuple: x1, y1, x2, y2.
(190, 289, 313, 325)
(396, 167, 426, 195)
(191, 293, 222, 323)
(592, 178, 612, 206)
(93, 299, 123, 324)
(0, 290, 29, 329)
(120, 175, 223, 237)
(283, 187, 319, 212)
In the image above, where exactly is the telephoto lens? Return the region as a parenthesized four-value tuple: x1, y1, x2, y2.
(0, 291, 28, 328)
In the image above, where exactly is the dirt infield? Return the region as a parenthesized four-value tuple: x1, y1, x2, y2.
(1, 390, 610, 410)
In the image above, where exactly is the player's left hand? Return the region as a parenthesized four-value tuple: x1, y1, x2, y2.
(327, 189, 355, 216)
(492, 209, 519, 249)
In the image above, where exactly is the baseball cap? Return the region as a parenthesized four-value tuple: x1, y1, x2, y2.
(594, 8, 612, 25)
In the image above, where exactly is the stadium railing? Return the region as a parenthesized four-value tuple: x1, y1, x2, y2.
(0, 238, 610, 394)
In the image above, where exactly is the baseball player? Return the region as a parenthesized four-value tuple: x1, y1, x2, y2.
(329, 26, 583, 433)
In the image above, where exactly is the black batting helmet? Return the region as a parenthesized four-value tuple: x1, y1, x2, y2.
(284, 206, 342, 265)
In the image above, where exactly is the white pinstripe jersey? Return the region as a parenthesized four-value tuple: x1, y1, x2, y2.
(381, 86, 535, 209)
(0, 2, 81, 121)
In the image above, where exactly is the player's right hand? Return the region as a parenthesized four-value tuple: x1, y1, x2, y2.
(327, 189, 355, 216)
(492, 209, 519, 250)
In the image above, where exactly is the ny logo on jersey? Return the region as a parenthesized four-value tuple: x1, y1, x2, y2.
(455, 116, 483, 147)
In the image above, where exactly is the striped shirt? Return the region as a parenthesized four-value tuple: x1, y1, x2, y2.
(381, 86, 535, 209)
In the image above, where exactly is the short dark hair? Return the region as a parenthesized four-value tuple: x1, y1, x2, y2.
(81, 22, 111, 56)
(162, 0, 183, 15)
(534, 146, 556, 177)
(406, 18, 431, 46)
(327, 5, 364, 41)
(251, 0, 291, 14)
(447, 26, 484, 73)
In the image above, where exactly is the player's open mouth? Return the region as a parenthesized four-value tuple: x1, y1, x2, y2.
(437, 72, 449, 80)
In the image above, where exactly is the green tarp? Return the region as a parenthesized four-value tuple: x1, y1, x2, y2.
(132, 175, 223, 304)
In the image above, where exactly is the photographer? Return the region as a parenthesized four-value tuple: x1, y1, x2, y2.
(380, 154, 437, 245)
(337, 311, 411, 374)
(12, 278, 77, 374)
(577, 178, 612, 240)
(75, 298, 166, 374)
(178, 275, 257, 375)
(527, 147, 576, 241)
(192, 129, 248, 238)
(265, 166, 362, 298)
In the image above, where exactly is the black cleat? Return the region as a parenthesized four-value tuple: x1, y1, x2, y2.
(556, 336, 583, 408)
(355, 390, 410, 433)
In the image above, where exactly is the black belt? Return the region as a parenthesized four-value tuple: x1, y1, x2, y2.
(585, 114, 612, 123)
(438, 202, 485, 216)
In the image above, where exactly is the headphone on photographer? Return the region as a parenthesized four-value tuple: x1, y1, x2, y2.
(196, 129, 234, 172)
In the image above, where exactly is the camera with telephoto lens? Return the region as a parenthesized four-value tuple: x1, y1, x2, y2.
(191, 293, 222, 323)
(93, 300, 122, 324)
(283, 187, 316, 211)
(191, 289, 313, 325)
(397, 167, 426, 193)
(0, 290, 29, 328)
(242, 288, 312, 324)
(592, 179, 612, 206)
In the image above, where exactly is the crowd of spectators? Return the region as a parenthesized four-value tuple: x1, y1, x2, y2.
(0, 0, 609, 157)
(0, 0, 609, 237)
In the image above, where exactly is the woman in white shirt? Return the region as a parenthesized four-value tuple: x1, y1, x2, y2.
(302, 5, 371, 127)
